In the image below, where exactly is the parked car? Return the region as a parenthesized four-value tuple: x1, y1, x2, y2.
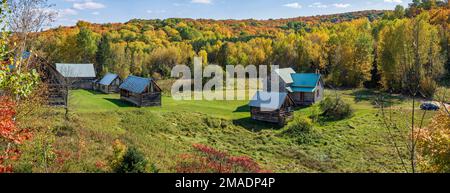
(420, 102, 440, 111)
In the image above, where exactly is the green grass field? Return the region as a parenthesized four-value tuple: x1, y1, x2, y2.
(30, 88, 435, 173)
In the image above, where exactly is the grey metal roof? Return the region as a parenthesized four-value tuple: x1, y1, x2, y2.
(119, 75, 152, 94)
(56, 63, 96, 78)
(249, 91, 288, 110)
(274, 68, 296, 84)
(98, 73, 119, 86)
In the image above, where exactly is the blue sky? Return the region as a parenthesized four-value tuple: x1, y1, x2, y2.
(49, 0, 411, 27)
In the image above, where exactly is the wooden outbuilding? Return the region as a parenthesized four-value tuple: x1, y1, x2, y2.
(2, 54, 68, 106)
(96, 73, 121, 93)
(55, 63, 96, 90)
(249, 91, 294, 125)
(264, 68, 296, 93)
(119, 75, 162, 107)
(287, 73, 324, 106)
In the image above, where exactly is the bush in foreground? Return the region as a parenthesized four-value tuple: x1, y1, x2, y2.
(109, 140, 149, 173)
(175, 144, 268, 173)
(282, 117, 320, 144)
(417, 111, 450, 173)
(319, 96, 353, 120)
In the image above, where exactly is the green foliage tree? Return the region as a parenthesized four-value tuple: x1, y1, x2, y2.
(109, 140, 148, 173)
(0, 0, 39, 98)
(75, 27, 100, 63)
(328, 19, 374, 87)
(378, 12, 444, 96)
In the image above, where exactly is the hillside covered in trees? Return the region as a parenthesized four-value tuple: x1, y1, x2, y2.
(34, 2, 449, 96)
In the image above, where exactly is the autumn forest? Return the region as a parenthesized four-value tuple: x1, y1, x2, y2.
(1, 0, 450, 174)
(34, 2, 450, 97)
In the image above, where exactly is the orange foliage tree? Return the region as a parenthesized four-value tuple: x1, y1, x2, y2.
(417, 110, 450, 172)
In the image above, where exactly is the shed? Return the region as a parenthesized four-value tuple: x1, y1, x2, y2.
(55, 63, 96, 90)
(119, 75, 162, 107)
(96, 73, 121, 93)
(249, 91, 294, 125)
(266, 68, 296, 92)
(288, 73, 324, 106)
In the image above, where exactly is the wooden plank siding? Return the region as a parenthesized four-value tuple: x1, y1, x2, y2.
(251, 107, 293, 126)
(289, 80, 324, 106)
(97, 77, 121, 94)
(98, 84, 120, 94)
(120, 91, 161, 107)
(249, 93, 295, 125)
(119, 79, 162, 107)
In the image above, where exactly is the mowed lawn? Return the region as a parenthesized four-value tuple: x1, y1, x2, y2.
(57, 89, 433, 173)
(70, 90, 251, 120)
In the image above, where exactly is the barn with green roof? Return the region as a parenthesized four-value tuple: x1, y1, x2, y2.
(287, 73, 324, 106)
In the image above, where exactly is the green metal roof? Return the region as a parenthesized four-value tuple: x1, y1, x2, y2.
(291, 73, 321, 88)
(290, 87, 316, 93)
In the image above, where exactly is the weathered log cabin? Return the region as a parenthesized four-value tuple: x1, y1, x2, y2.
(2, 54, 68, 106)
(40, 60, 68, 106)
(119, 75, 162, 107)
(55, 63, 96, 90)
(96, 73, 121, 93)
(287, 73, 324, 106)
(264, 68, 296, 93)
(249, 91, 294, 125)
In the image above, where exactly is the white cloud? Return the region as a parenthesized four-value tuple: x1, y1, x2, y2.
(63, 8, 78, 15)
(91, 11, 100, 15)
(384, 0, 403, 3)
(283, 2, 302, 9)
(58, 8, 78, 17)
(308, 2, 328, 8)
(73, 0, 105, 10)
(333, 3, 351, 8)
(191, 0, 212, 4)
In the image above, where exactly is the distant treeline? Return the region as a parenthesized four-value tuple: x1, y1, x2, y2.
(34, 1, 449, 96)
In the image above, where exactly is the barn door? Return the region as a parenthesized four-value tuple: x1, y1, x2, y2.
(300, 92, 305, 102)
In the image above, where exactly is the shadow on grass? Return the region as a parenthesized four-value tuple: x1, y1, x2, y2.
(351, 89, 406, 108)
(234, 105, 250, 113)
(104, 98, 134, 107)
(233, 117, 284, 132)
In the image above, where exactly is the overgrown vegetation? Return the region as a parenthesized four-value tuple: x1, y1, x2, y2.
(6, 89, 435, 173)
(281, 117, 320, 145)
(319, 95, 354, 121)
(417, 110, 450, 173)
(110, 142, 148, 173)
(175, 144, 266, 173)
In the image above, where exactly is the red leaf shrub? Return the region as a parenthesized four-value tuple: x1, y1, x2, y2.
(0, 96, 33, 173)
(175, 144, 269, 173)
